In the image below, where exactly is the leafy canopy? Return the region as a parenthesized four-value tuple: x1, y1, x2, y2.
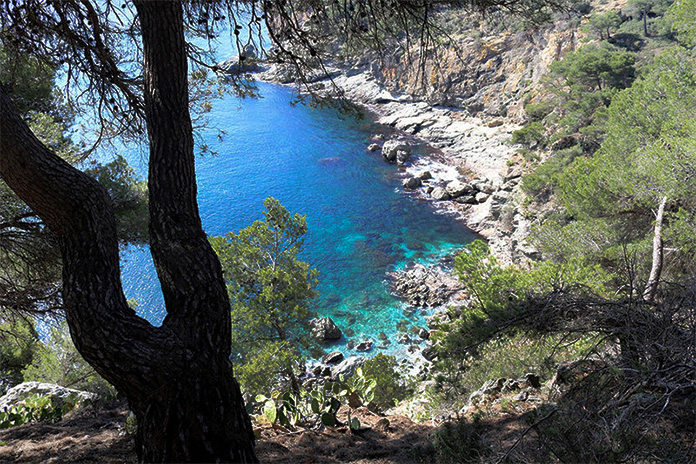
(211, 198, 321, 396)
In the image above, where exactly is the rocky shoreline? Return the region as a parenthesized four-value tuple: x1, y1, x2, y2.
(217, 52, 535, 377)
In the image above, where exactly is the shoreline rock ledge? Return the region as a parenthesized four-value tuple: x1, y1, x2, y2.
(388, 263, 465, 308)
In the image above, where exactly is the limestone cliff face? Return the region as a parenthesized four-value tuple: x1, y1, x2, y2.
(370, 21, 579, 122)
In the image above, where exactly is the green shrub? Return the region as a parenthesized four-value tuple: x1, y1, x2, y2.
(22, 321, 116, 398)
(432, 240, 611, 369)
(0, 318, 40, 393)
(511, 122, 546, 147)
(432, 416, 483, 463)
(524, 101, 553, 122)
(361, 353, 413, 408)
(0, 393, 78, 429)
(521, 146, 584, 196)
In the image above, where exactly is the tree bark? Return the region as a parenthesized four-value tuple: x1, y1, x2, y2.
(0, 0, 258, 461)
(643, 196, 667, 302)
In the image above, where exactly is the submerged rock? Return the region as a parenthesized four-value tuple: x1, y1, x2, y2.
(323, 351, 344, 364)
(355, 340, 374, 352)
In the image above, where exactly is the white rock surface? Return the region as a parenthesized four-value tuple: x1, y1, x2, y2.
(0, 381, 96, 410)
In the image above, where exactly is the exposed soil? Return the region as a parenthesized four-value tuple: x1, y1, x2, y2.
(0, 402, 437, 464)
(0, 401, 135, 463)
(0, 396, 584, 463)
(256, 411, 435, 464)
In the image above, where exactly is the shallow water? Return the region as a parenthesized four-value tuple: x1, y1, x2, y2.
(120, 82, 476, 356)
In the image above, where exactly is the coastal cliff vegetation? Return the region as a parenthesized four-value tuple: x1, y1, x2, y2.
(0, 0, 695, 462)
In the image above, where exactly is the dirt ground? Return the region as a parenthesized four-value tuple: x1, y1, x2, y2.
(0, 402, 136, 463)
(0, 402, 438, 464)
(0, 398, 562, 463)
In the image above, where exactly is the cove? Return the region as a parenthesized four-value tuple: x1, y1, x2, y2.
(120, 82, 476, 357)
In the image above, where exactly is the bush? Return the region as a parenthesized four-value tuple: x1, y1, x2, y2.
(22, 321, 116, 397)
(511, 122, 546, 147)
(521, 146, 584, 197)
(361, 353, 413, 408)
(524, 101, 553, 122)
(0, 393, 78, 429)
(0, 317, 40, 393)
(432, 416, 483, 463)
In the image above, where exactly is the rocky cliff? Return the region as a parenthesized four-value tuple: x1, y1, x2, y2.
(367, 19, 580, 122)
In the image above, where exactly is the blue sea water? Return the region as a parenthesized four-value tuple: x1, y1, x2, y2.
(120, 82, 475, 356)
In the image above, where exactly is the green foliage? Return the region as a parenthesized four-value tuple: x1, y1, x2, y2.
(667, 0, 696, 47)
(338, 367, 377, 408)
(250, 362, 412, 430)
(544, 44, 636, 146)
(549, 48, 696, 278)
(22, 321, 115, 397)
(584, 11, 623, 40)
(0, 45, 75, 158)
(550, 45, 636, 94)
(0, 318, 39, 392)
(0, 393, 78, 429)
(211, 198, 321, 396)
(252, 380, 344, 429)
(84, 156, 148, 244)
(521, 146, 584, 196)
(623, 0, 674, 37)
(432, 416, 483, 463)
(360, 353, 412, 408)
(511, 121, 546, 147)
(523, 101, 553, 122)
(433, 241, 610, 360)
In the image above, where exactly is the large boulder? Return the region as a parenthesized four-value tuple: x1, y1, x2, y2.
(445, 180, 473, 198)
(382, 140, 412, 164)
(216, 53, 264, 75)
(311, 317, 342, 341)
(430, 187, 450, 201)
(402, 177, 422, 190)
(0, 382, 96, 411)
(322, 351, 344, 365)
(332, 356, 366, 378)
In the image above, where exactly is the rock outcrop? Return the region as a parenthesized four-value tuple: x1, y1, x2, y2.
(311, 317, 342, 341)
(0, 382, 96, 411)
(388, 263, 465, 307)
(381, 140, 412, 164)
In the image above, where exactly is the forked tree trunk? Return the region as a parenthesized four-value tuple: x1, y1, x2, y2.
(643, 196, 667, 302)
(0, 1, 257, 462)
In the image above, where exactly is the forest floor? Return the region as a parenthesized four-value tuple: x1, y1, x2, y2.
(0, 398, 552, 463)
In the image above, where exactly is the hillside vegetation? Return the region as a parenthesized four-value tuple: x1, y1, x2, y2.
(1, 0, 696, 462)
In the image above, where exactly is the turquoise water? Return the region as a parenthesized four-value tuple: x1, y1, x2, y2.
(120, 82, 475, 355)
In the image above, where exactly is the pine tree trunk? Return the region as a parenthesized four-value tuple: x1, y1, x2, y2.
(643, 196, 667, 302)
(134, 362, 255, 463)
(0, 0, 258, 461)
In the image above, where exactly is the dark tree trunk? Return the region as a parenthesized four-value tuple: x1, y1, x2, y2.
(0, 0, 258, 462)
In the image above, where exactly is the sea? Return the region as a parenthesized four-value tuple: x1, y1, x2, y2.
(118, 81, 476, 358)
